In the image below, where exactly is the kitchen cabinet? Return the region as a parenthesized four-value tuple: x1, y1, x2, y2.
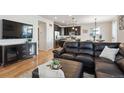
(64, 26, 81, 35)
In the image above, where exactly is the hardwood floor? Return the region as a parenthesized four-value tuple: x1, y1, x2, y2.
(0, 50, 53, 78)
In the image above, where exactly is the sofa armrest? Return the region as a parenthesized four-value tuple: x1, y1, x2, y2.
(53, 48, 64, 57)
(115, 54, 124, 62)
(32, 68, 39, 78)
(119, 43, 124, 57)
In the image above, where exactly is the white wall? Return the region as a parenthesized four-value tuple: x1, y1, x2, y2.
(81, 22, 112, 42)
(0, 20, 2, 39)
(37, 16, 54, 50)
(0, 15, 54, 53)
(59, 22, 112, 42)
(38, 21, 46, 50)
(117, 16, 124, 43)
(117, 30, 124, 43)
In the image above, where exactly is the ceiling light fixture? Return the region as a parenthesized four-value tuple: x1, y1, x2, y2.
(74, 25, 78, 31)
(72, 17, 77, 31)
(93, 18, 97, 41)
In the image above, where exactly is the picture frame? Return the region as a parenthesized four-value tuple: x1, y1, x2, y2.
(119, 15, 124, 30)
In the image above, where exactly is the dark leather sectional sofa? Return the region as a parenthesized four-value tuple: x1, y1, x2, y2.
(53, 41, 124, 78)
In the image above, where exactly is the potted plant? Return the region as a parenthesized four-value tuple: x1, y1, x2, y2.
(51, 59, 60, 70)
(26, 38, 32, 43)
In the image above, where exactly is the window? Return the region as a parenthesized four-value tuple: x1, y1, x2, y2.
(90, 27, 101, 37)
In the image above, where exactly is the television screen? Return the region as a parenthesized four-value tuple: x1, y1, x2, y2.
(2, 19, 33, 39)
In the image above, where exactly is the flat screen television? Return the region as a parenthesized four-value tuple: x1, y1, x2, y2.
(2, 19, 33, 39)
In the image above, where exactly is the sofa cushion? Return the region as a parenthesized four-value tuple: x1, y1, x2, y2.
(96, 71, 124, 78)
(79, 42, 93, 49)
(75, 54, 95, 74)
(116, 58, 124, 73)
(79, 42, 94, 56)
(94, 51, 101, 57)
(95, 57, 113, 63)
(64, 47, 78, 54)
(94, 43, 119, 51)
(75, 54, 94, 67)
(94, 43, 120, 57)
(78, 49, 94, 56)
(96, 61, 116, 71)
(99, 46, 119, 61)
(115, 54, 123, 62)
(119, 44, 124, 57)
(60, 53, 76, 60)
(64, 42, 79, 48)
(95, 61, 124, 77)
(63, 42, 79, 54)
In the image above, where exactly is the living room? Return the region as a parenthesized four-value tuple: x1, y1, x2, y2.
(1, 0, 124, 93)
(0, 15, 123, 78)
(0, 15, 124, 78)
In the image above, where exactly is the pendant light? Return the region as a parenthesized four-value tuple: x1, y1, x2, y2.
(72, 17, 77, 31)
(93, 18, 97, 41)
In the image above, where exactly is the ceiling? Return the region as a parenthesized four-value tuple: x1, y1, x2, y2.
(41, 15, 117, 26)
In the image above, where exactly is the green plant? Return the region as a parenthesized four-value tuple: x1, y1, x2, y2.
(52, 59, 60, 65)
(28, 38, 32, 41)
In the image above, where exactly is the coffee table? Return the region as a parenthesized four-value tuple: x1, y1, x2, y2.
(32, 59, 83, 78)
(36, 60, 65, 78)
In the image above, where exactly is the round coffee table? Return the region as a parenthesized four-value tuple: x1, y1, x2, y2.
(35, 60, 65, 78)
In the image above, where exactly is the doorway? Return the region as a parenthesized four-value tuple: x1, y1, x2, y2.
(38, 21, 46, 51)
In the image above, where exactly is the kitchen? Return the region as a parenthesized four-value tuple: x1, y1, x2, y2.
(54, 24, 81, 48)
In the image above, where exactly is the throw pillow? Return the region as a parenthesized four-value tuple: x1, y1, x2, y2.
(100, 46, 119, 61)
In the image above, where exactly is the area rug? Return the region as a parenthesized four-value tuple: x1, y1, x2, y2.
(83, 72, 95, 78)
(18, 70, 95, 78)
